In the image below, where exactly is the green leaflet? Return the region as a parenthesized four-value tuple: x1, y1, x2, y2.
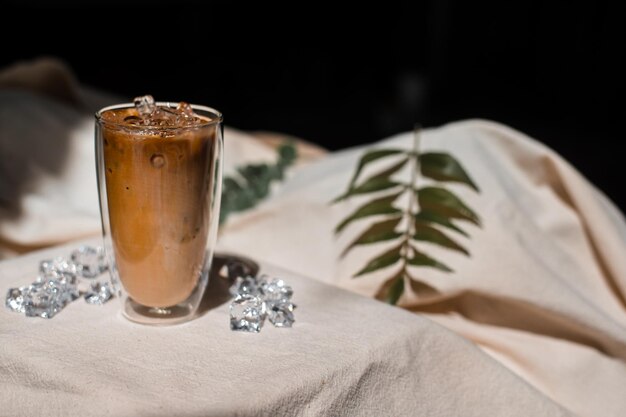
(220, 142, 297, 224)
(351, 177, 402, 195)
(417, 187, 481, 226)
(379, 270, 405, 305)
(413, 224, 469, 255)
(414, 210, 468, 236)
(277, 143, 297, 168)
(377, 269, 439, 306)
(419, 152, 479, 191)
(365, 157, 409, 182)
(346, 149, 406, 192)
(334, 192, 403, 234)
(237, 164, 273, 199)
(354, 244, 403, 277)
(221, 177, 257, 216)
(341, 217, 403, 257)
(333, 177, 403, 203)
(407, 247, 453, 272)
(375, 269, 399, 303)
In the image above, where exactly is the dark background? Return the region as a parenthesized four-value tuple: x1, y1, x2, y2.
(2, 2, 625, 212)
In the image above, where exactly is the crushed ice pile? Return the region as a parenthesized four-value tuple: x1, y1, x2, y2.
(225, 261, 296, 333)
(126, 95, 205, 127)
(5, 246, 113, 319)
(6, 247, 296, 330)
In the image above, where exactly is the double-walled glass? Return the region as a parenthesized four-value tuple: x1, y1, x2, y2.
(95, 103, 223, 325)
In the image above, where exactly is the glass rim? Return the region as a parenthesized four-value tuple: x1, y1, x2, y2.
(95, 102, 223, 130)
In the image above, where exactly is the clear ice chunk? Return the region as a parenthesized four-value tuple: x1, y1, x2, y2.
(267, 300, 296, 328)
(259, 277, 293, 303)
(229, 275, 259, 297)
(155, 103, 200, 127)
(230, 294, 266, 333)
(6, 287, 28, 313)
(70, 246, 107, 278)
(134, 95, 156, 117)
(154, 106, 180, 126)
(177, 102, 194, 117)
(176, 102, 198, 125)
(130, 96, 202, 128)
(39, 257, 77, 278)
(23, 281, 61, 319)
(7, 246, 114, 319)
(9, 272, 79, 318)
(84, 281, 113, 305)
(48, 276, 79, 307)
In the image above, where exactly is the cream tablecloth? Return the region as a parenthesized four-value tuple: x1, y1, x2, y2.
(216, 120, 626, 417)
(1, 59, 626, 416)
(0, 239, 571, 417)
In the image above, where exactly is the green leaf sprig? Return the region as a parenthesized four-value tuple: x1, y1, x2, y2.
(333, 127, 480, 305)
(220, 142, 297, 224)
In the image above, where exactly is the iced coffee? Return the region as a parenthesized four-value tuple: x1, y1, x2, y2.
(96, 96, 222, 322)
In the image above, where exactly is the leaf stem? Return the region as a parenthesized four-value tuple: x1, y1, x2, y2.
(409, 125, 421, 217)
(398, 126, 421, 296)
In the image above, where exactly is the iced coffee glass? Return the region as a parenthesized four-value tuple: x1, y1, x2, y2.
(95, 98, 223, 325)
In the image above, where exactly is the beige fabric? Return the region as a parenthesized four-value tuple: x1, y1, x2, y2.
(1, 119, 624, 416)
(0, 239, 571, 417)
(1, 59, 625, 415)
(218, 120, 626, 417)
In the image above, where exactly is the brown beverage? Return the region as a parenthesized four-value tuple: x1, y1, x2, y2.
(99, 106, 217, 308)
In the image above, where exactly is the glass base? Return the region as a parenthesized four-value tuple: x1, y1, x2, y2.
(123, 298, 197, 325)
(117, 256, 211, 325)
(116, 254, 260, 325)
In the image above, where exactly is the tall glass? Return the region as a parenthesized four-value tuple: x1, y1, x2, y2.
(95, 103, 223, 325)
